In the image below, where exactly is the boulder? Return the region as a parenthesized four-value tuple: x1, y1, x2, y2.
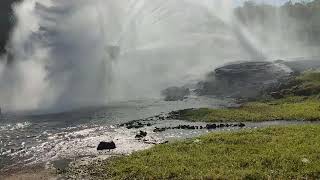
(270, 92, 284, 99)
(161, 87, 190, 101)
(206, 124, 217, 129)
(97, 141, 116, 151)
(239, 123, 246, 128)
(197, 61, 293, 98)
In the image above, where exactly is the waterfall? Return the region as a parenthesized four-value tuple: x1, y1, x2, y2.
(0, 0, 316, 112)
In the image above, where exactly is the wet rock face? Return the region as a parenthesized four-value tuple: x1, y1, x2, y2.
(0, 0, 21, 54)
(161, 87, 190, 101)
(97, 141, 116, 151)
(197, 61, 293, 98)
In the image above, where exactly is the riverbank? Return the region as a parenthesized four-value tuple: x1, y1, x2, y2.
(169, 71, 320, 122)
(62, 71, 320, 179)
(4, 70, 320, 179)
(168, 96, 320, 122)
(64, 125, 320, 179)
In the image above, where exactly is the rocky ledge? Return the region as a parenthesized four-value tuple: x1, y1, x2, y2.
(161, 86, 190, 101)
(161, 59, 320, 101)
(196, 61, 293, 99)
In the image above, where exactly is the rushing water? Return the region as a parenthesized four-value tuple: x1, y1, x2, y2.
(1, 96, 319, 172)
(0, 96, 234, 171)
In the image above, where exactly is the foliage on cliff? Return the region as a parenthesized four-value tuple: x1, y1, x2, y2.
(171, 71, 320, 122)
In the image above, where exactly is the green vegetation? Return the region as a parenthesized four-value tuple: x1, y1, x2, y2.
(172, 71, 320, 123)
(65, 71, 320, 179)
(67, 125, 320, 179)
(174, 97, 320, 122)
(292, 71, 320, 96)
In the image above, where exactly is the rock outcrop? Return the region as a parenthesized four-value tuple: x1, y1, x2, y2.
(196, 61, 293, 99)
(0, 0, 21, 54)
(161, 86, 190, 101)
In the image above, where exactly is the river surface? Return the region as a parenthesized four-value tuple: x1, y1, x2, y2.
(0, 96, 235, 171)
(0, 96, 318, 173)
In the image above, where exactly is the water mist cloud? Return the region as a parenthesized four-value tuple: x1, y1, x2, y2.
(0, 0, 318, 113)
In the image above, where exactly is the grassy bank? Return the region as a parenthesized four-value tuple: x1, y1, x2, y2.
(63, 72, 320, 179)
(66, 125, 320, 179)
(173, 96, 320, 122)
(171, 71, 320, 123)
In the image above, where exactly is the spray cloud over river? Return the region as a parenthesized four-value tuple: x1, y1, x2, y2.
(0, 0, 318, 112)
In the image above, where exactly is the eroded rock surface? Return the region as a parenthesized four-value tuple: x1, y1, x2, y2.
(161, 87, 190, 101)
(197, 61, 293, 99)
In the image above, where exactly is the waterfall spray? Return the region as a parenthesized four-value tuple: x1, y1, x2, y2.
(0, 0, 317, 113)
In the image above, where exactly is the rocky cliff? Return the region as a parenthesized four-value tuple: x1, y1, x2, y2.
(0, 0, 20, 54)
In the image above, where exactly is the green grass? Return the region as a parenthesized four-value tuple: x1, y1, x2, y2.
(175, 96, 320, 122)
(63, 71, 320, 179)
(282, 71, 320, 97)
(297, 71, 320, 83)
(172, 71, 320, 123)
(67, 125, 320, 179)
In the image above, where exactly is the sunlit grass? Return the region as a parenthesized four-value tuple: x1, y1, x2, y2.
(63, 71, 320, 179)
(68, 125, 320, 179)
(177, 97, 320, 122)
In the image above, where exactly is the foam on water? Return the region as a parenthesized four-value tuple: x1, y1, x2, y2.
(0, 122, 32, 131)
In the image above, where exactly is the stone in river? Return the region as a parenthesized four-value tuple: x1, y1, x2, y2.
(97, 141, 116, 151)
(135, 131, 148, 139)
(161, 86, 190, 101)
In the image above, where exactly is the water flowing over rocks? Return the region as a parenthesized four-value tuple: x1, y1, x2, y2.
(152, 123, 245, 132)
(120, 113, 246, 133)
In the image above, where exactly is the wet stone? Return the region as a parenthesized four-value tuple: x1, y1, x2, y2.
(206, 124, 217, 129)
(135, 131, 148, 139)
(97, 141, 116, 151)
(153, 127, 166, 132)
(152, 123, 246, 133)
